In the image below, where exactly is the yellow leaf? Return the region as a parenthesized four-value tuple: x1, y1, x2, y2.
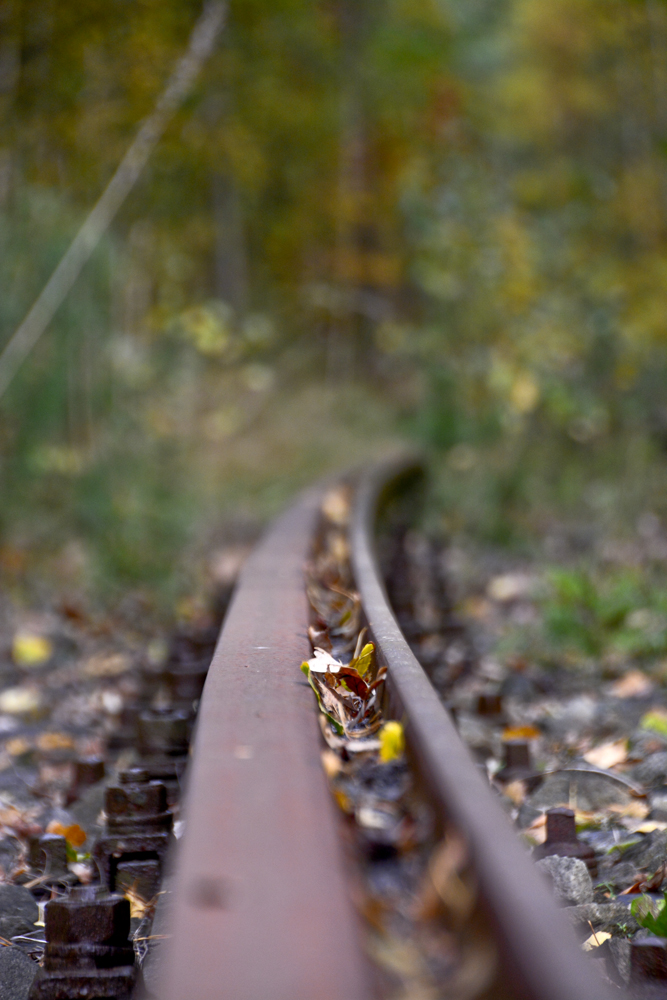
(379, 721, 404, 763)
(12, 632, 52, 667)
(502, 725, 541, 741)
(353, 643, 374, 678)
(582, 931, 611, 952)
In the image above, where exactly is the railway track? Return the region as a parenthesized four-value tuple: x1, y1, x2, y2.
(29, 457, 647, 998)
(150, 455, 616, 1000)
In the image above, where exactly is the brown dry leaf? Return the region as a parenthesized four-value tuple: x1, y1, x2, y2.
(338, 666, 369, 699)
(307, 625, 332, 653)
(582, 740, 628, 769)
(502, 725, 541, 741)
(37, 732, 75, 753)
(83, 653, 132, 678)
(609, 670, 654, 699)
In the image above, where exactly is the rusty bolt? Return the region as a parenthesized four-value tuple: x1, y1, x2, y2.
(476, 692, 503, 717)
(75, 756, 105, 789)
(29, 886, 135, 1000)
(138, 708, 189, 755)
(29, 834, 68, 879)
(94, 770, 172, 897)
(504, 740, 531, 771)
(631, 936, 667, 982)
(533, 807, 597, 877)
(46, 886, 130, 945)
(105, 769, 171, 833)
(165, 664, 208, 709)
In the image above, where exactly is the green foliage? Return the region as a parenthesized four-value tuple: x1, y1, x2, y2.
(631, 893, 667, 936)
(539, 566, 667, 659)
(7, 0, 667, 599)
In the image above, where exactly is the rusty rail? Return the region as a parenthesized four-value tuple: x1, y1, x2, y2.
(159, 484, 372, 1000)
(156, 459, 619, 1000)
(350, 456, 617, 1000)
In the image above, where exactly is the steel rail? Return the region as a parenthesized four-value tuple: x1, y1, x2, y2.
(158, 484, 372, 1000)
(350, 455, 618, 1000)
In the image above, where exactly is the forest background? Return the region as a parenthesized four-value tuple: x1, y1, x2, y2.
(2, 0, 667, 613)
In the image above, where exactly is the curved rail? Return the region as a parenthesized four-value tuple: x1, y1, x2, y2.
(154, 458, 619, 1000)
(350, 456, 616, 1000)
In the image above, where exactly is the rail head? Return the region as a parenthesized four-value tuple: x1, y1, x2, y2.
(350, 455, 619, 1000)
(158, 484, 373, 1000)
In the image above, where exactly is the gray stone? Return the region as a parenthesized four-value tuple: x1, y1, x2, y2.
(565, 902, 637, 934)
(621, 830, 667, 872)
(536, 855, 594, 905)
(0, 946, 37, 1000)
(0, 884, 38, 940)
(633, 752, 667, 787)
(0, 838, 21, 878)
(608, 937, 631, 985)
(650, 791, 667, 820)
(604, 860, 641, 890)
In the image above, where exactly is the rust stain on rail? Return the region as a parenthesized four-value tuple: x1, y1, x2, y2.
(159, 487, 372, 1000)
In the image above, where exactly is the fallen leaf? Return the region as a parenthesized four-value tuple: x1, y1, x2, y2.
(583, 740, 628, 769)
(83, 653, 132, 677)
(582, 931, 611, 952)
(606, 801, 650, 819)
(338, 666, 369, 698)
(351, 642, 374, 678)
(12, 632, 52, 667)
(308, 625, 332, 653)
(525, 814, 547, 844)
(320, 749, 343, 780)
(124, 883, 152, 919)
(609, 671, 654, 699)
(460, 596, 494, 622)
(379, 721, 404, 763)
(5, 737, 32, 757)
(502, 725, 541, 742)
(487, 573, 534, 602)
(640, 709, 667, 738)
(503, 780, 527, 806)
(47, 821, 86, 847)
(37, 732, 75, 752)
(321, 487, 350, 526)
(0, 686, 42, 715)
(303, 648, 342, 674)
(634, 822, 667, 834)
